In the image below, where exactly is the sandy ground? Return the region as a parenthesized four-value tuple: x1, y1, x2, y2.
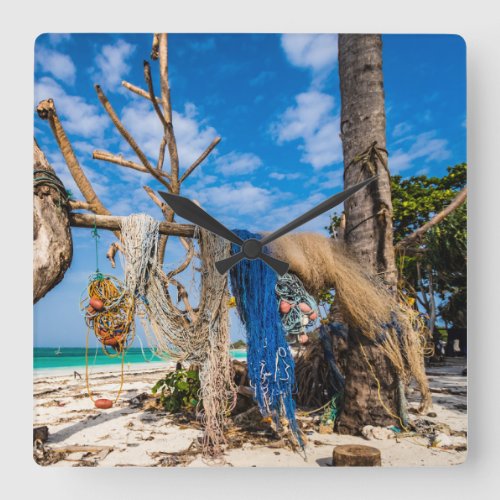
(33, 357, 467, 467)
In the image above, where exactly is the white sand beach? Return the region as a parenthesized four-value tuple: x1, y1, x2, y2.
(33, 358, 467, 467)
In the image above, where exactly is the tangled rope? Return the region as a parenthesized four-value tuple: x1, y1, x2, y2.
(275, 273, 319, 337)
(229, 230, 303, 448)
(120, 214, 236, 458)
(33, 168, 70, 206)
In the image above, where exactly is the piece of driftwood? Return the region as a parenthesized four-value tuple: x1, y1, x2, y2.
(33, 140, 73, 303)
(33, 426, 49, 443)
(332, 444, 381, 466)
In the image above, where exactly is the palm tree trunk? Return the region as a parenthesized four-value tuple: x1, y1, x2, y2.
(336, 34, 399, 433)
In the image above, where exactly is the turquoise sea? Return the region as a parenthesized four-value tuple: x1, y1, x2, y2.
(34, 347, 247, 371)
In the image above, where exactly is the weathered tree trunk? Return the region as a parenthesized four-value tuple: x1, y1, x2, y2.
(33, 139, 73, 303)
(336, 34, 398, 434)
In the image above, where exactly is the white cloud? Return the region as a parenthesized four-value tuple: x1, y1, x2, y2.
(93, 39, 136, 90)
(272, 90, 342, 169)
(47, 34, 71, 46)
(317, 169, 343, 190)
(120, 100, 218, 169)
(269, 172, 302, 181)
(392, 121, 413, 138)
(35, 77, 109, 138)
(390, 131, 451, 173)
(215, 151, 262, 176)
(188, 182, 274, 219)
(36, 47, 76, 85)
(281, 34, 338, 84)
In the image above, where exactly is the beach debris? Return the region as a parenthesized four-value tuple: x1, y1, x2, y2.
(33, 426, 49, 443)
(95, 398, 113, 409)
(128, 392, 150, 408)
(332, 444, 381, 467)
(361, 425, 395, 440)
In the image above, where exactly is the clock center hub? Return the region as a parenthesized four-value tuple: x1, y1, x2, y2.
(242, 239, 262, 259)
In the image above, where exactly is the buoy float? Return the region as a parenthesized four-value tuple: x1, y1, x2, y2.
(95, 398, 113, 409)
(299, 302, 312, 313)
(89, 297, 104, 311)
(279, 300, 292, 314)
(103, 335, 123, 346)
(310, 312, 318, 320)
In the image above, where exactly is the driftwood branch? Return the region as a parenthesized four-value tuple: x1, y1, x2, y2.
(396, 187, 467, 250)
(121, 80, 161, 103)
(158, 34, 180, 190)
(69, 212, 195, 237)
(143, 185, 172, 219)
(92, 150, 171, 180)
(68, 200, 94, 211)
(180, 136, 221, 183)
(94, 84, 173, 192)
(36, 99, 110, 217)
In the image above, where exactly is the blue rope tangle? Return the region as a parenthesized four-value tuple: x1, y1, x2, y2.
(229, 230, 303, 447)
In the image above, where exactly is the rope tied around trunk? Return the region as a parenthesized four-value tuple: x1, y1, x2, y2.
(33, 169, 71, 207)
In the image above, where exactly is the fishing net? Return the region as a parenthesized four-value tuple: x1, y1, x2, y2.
(268, 232, 431, 413)
(120, 214, 236, 458)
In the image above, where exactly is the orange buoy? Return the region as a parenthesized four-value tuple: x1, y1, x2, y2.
(299, 302, 312, 313)
(89, 297, 104, 311)
(95, 398, 113, 409)
(310, 312, 318, 320)
(103, 335, 123, 346)
(279, 300, 292, 314)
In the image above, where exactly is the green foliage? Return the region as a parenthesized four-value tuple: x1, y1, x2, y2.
(391, 163, 466, 242)
(393, 164, 467, 327)
(328, 163, 467, 328)
(152, 368, 201, 413)
(425, 203, 467, 326)
(230, 339, 247, 349)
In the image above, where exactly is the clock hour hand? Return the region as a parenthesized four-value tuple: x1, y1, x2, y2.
(216, 250, 289, 276)
(158, 192, 244, 247)
(260, 176, 377, 247)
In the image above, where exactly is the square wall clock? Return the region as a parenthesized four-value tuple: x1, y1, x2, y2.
(33, 33, 467, 467)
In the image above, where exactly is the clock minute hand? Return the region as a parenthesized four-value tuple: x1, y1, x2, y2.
(260, 176, 377, 247)
(158, 192, 244, 247)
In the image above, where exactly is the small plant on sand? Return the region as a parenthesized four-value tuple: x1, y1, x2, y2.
(152, 368, 201, 413)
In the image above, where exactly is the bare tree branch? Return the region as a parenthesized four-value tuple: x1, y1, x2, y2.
(151, 33, 160, 60)
(143, 60, 168, 129)
(68, 200, 94, 211)
(93, 150, 172, 182)
(94, 84, 173, 192)
(37, 99, 111, 216)
(158, 34, 180, 190)
(121, 80, 161, 102)
(396, 187, 467, 250)
(69, 212, 195, 237)
(143, 185, 173, 219)
(180, 136, 221, 183)
(168, 237, 195, 278)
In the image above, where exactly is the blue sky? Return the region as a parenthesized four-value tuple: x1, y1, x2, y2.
(33, 33, 466, 347)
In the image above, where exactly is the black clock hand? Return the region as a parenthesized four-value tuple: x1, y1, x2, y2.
(215, 176, 377, 274)
(260, 176, 377, 246)
(159, 191, 289, 275)
(216, 250, 289, 275)
(158, 192, 244, 246)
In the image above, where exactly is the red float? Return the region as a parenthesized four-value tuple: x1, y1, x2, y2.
(89, 297, 104, 311)
(94, 398, 113, 409)
(279, 300, 292, 314)
(299, 302, 312, 313)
